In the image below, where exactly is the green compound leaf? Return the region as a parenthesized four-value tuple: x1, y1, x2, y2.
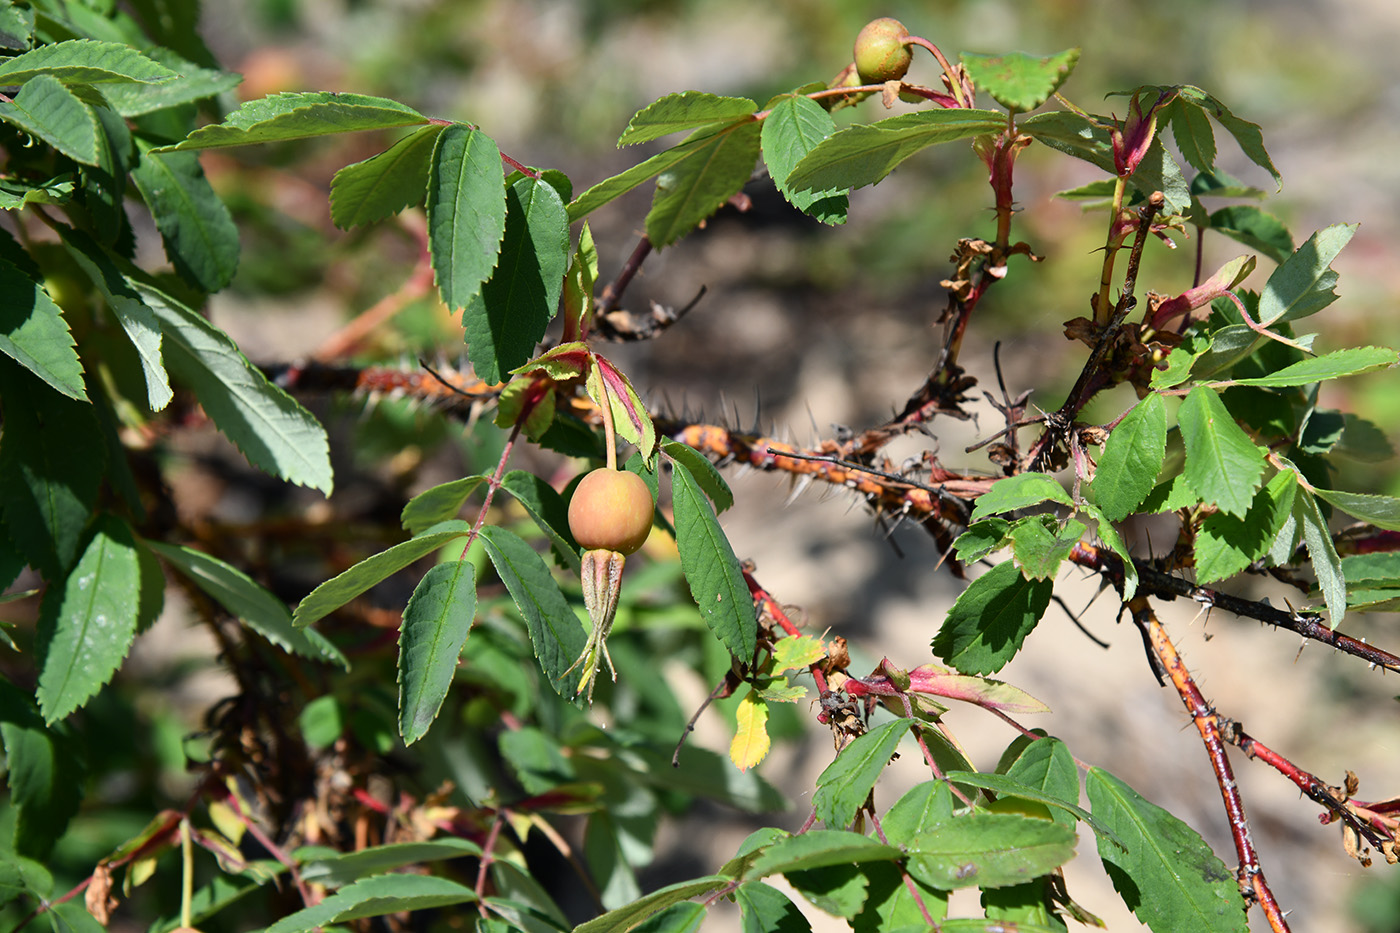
(463, 173, 570, 383)
(933, 561, 1054, 675)
(734, 881, 810, 933)
(1091, 392, 1167, 522)
(100, 49, 242, 118)
(1206, 206, 1293, 265)
(0, 366, 103, 577)
(569, 129, 738, 222)
(398, 559, 476, 745)
(37, 516, 141, 723)
(1178, 385, 1264, 517)
(812, 719, 909, 828)
(1173, 85, 1281, 189)
(0, 679, 83, 860)
(1087, 768, 1248, 933)
(1195, 470, 1296, 584)
(145, 540, 347, 669)
(401, 475, 489, 534)
(645, 119, 761, 247)
(0, 73, 100, 165)
(330, 125, 443, 229)
(136, 282, 333, 494)
(292, 520, 471, 628)
(1256, 223, 1357, 326)
(129, 144, 240, 293)
(903, 812, 1076, 890)
(300, 838, 482, 888)
(0, 257, 86, 400)
(266, 873, 477, 933)
(760, 94, 847, 224)
(500, 469, 580, 571)
(477, 524, 588, 698)
(427, 124, 506, 314)
(1231, 346, 1397, 387)
(745, 830, 900, 879)
(573, 875, 730, 933)
(959, 49, 1079, 113)
(1314, 487, 1400, 531)
(661, 440, 733, 512)
(786, 109, 1007, 193)
(970, 472, 1073, 522)
(1166, 96, 1216, 176)
(0, 39, 177, 86)
(671, 459, 757, 663)
(619, 91, 757, 146)
(156, 91, 429, 151)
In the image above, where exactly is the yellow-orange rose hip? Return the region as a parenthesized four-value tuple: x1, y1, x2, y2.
(568, 468, 654, 555)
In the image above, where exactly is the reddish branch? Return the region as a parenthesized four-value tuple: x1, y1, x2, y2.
(1128, 597, 1291, 933)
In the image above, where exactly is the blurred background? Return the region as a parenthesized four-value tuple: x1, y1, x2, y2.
(115, 0, 1400, 929)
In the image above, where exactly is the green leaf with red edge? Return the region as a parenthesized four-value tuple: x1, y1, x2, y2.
(562, 221, 598, 336)
(786, 109, 1006, 193)
(155, 91, 429, 151)
(646, 119, 761, 247)
(37, 516, 141, 723)
(905, 664, 1050, 714)
(397, 559, 476, 745)
(462, 173, 570, 383)
(1194, 469, 1296, 584)
(330, 124, 443, 229)
(932, 561, 1054, 675)
(513, 340, 592, 380)
(670, 459, 756, 662)
(760, 94, 847, 224)
(427, 124, 506, 315)
(771, 634, 826, 674)
(619, 91, 757, 146)
(812, 719, 909, 828)
(589, 354, 657, 461)
(903, 812, 1076, 890)
(959, 49, 1079, 113)
(1091, 392, 1167, 522)
(1179, 385, 1264, 517)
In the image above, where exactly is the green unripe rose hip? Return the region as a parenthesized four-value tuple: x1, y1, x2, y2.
(569, 468, 654, 555)
(854, 17, 913, 84)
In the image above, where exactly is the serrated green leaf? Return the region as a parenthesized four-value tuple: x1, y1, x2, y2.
(0, 73, 99, 164)
(100, 48, 242, 117)
(0, 39, 177, 86)
(746, 829, 900, 879)
(501, 469, 580, 571)
(970, 473, 1073, 522)
(1078, 501, 1138, 600)
(292, 520, 470, 627)
(0, 366, 103, 576)
(1002, 737, 1080, 828)
(671, 460, 757, 662)
(401, 475, 489, 534)
(1256, 223, 1357, 325)
(1009, 516, 1084, 580)
(735, 881, 811, 933)
(1092, 393, 1167, 521)
(852, 861, 948, 932)
(953, 518, 1011, 563)
(1314, 488, 1400, 531)
(267, 873, 477, 933)
(942, 772, 1120, 848)
(812, 719, 908, 828)
(933, 561, 1054, 675)
(1086, 768, 1248, 933)
(1166, 96, 1216, 175)
(1206, 206, 1293, 265)
(36, 516, 140, 722)
(574, 875, 729, 933)
(959, 49, 1079, 113)
(144, 540, 347, 669)
(0, 257, 86, 400)
(83, 103, 131, 247)
(427, 124, 506, 314)
(0, 5, 32, 50)
(1333, 414, 1395, 462)
(1194, 470, 1296, 584)
(477, 524, 587, 698)
(1230, 346, 1396, 387)
(330, 125, 443, 229)
(646, 119, 761, 247)
(135, 282, 334, 493)
(786, 863, 868, 919)
(620, 91, 757, 146)
(1174, 85, 1280, 189)
(1150, 344, 1199, 389)
(903, 812, 1076, 890)
(129, 144, 240, 292)
(1021, 110, 1191, 214)
(760, 95, 847, 224)
(0, 679, 82, 860)
(398, 560, 476, 744)
(661, 440, 733, 512)
(569, 126, 742, 223)
(0, 174, 76, 210)
(1179, 385, 1264, 517)
(1292, 488, 1345, 624)
(299, 839, 482, 888)
(882, 782, 958, 847)
(157, 91, 429, 151)
(1340, 552, 1400, 587)
(59, 229, 170, 410)
(463, 173, 570, 382)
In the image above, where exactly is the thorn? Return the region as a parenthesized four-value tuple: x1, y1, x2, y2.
(784, 474, 814, 506)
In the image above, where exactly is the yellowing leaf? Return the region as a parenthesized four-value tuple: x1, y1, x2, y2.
(772, 634, 826, 674)
(730, 691, 771, 772)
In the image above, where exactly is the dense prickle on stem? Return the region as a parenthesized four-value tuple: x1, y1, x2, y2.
(568, 468, 654, 555)
(853, 17, 912, 84)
